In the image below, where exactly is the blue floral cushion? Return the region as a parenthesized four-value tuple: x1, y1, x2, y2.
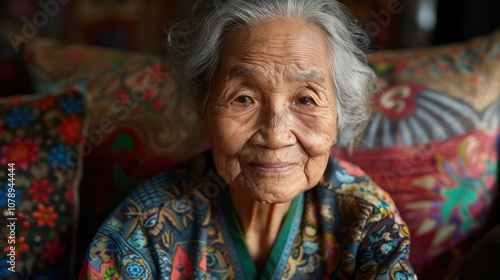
(0, 86, 91, 279)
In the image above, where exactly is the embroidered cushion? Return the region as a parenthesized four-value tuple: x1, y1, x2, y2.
(0, 86, 90, 279)
(332, 30, 500, 278)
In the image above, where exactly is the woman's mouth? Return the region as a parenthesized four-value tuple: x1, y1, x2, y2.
(250, 162, 297, 173)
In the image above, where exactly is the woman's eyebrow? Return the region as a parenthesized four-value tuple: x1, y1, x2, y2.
(295, 69, 325, 83)
(228, 66, 258, 78)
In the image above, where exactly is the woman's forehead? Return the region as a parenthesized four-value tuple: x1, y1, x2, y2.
(222, 19, 329, 50)
(218, 19, 332, 77)
(224, 65, 327, 84)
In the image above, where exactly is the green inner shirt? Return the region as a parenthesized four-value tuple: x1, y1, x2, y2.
(220, 187, 303, 279)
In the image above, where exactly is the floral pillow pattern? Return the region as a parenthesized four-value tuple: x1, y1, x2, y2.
(25, 39, 207, 271)
(0, 87, 90, 279)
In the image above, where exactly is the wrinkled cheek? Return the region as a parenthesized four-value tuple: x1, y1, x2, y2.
(209, 126, 237, 157)
(300, 131, 334, 186)
(211, 147, 237, 180)
(302, 157, 330, 190)
(293, 114, 337, 156)
(300, 132, 336, 157)
(239, 169, 260, 190)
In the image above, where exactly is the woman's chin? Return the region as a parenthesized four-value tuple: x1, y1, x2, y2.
(239, 181, 305, 204)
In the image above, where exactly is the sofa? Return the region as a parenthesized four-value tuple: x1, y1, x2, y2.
(0, 29, 498, 279)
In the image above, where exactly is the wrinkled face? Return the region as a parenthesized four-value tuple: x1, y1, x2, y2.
(205, 19, 338, 203)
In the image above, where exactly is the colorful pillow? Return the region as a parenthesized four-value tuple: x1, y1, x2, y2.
(23, 38, 207, 269)
(76, 61, 206, 263)
(24, 37, 159, 93)
(332, 30, 500, 278)
(0, 86, 91, 279)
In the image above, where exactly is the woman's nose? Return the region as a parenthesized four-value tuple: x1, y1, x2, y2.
(251, 106, 296, 149)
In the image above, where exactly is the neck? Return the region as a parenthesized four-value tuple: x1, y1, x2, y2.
(228, 186, 292, 270)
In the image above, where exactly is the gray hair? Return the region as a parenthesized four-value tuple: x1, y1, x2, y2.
(164, 0, 377, 139)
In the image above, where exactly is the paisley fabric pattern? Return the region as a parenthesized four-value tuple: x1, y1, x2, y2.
(80, 151, 415, 279)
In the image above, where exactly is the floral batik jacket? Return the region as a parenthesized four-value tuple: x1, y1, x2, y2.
(80, 151, 415, 279)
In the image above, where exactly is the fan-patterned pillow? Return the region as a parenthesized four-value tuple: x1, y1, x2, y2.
(332, 30, 500, 278)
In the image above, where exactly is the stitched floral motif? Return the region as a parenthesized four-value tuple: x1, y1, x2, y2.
(0, 87, 90, 279)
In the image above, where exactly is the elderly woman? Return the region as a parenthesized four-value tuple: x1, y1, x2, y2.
(80, 0, 415, 279)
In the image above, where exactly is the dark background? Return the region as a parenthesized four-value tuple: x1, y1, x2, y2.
(1, 0, 500, 54)
(432, 0, 500, 45)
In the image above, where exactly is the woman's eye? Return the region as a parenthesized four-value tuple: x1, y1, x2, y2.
(234, 96, 253, 104)
(296, 96, 314, 106)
